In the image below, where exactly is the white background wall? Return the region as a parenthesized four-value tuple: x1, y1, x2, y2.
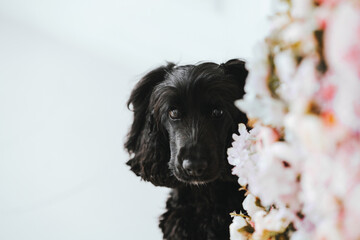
(0, 1, 271, 239)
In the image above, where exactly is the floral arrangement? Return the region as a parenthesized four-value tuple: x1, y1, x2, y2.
(228, 0, 360, 239)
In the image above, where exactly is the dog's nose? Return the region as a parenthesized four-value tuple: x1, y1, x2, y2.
(182, 159, 208, 177)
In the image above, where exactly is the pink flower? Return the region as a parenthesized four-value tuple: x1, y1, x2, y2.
(325, 2, 360, 130)
(229, 1, 360, 239)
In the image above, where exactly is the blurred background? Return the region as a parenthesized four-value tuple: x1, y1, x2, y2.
(0, 0, 270, 239)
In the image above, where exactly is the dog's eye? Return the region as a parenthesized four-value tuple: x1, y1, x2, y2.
(169, 109, 181, 120)
(211, 108, 223, 118)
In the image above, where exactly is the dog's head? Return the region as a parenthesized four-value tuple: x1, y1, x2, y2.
(125, 59, 248, 187)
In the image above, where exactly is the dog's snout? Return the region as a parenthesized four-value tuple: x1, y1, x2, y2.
(182, 159, 208, 177)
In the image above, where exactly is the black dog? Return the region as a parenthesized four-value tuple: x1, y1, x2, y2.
(125, 59, 248, 240)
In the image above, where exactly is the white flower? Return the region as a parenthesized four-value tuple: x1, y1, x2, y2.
(274, 50, 297, 101)
(245, 41, 271, 97)
(344, 185, 360, 239)
(287, 57, 319, 112)
(290, 229, 312, 240)
(262, 208, 294, 232)
(236, 96, 286, 128)
(325, 2, 360, 131)
(229, 216, 251, 240)
(315, 218, 343, 240)
(242, 194, 264, 217)
(332, 71, 360, 130)
(325, 2, 360, 78)
(229, 1, 360, 240)
(237, 41, 289, 127)
(285, 113, 347, 153)
(291, 0, 314, 19)
(250, 146, 300, 208)
(228, 124, 260, 187)
(251, 208, 293, 240)
(280, 21, 316, 54)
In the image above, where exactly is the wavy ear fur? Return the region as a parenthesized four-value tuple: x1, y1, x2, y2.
(220, 59, 249, 126)
(125, 63, 178, 187)
(221, 59, 248, 97)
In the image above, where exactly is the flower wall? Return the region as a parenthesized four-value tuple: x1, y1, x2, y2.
(228, 0, 360, 239)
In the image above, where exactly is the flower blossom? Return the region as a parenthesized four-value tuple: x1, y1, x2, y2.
(228, 0, 360, 239)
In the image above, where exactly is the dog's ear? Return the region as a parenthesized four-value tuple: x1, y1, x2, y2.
(220, 59, 248, 97)
(125, 63, 178, 187)
(220, 59, 249, 128)
(125, 63, 175, 153)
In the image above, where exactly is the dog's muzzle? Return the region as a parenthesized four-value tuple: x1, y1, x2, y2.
(182, 158, 208, 177)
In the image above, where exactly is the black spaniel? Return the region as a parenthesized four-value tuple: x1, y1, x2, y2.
(125, 59, 248, 240)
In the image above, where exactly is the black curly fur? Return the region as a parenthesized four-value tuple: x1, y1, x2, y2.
(125, 59, 248, 240)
